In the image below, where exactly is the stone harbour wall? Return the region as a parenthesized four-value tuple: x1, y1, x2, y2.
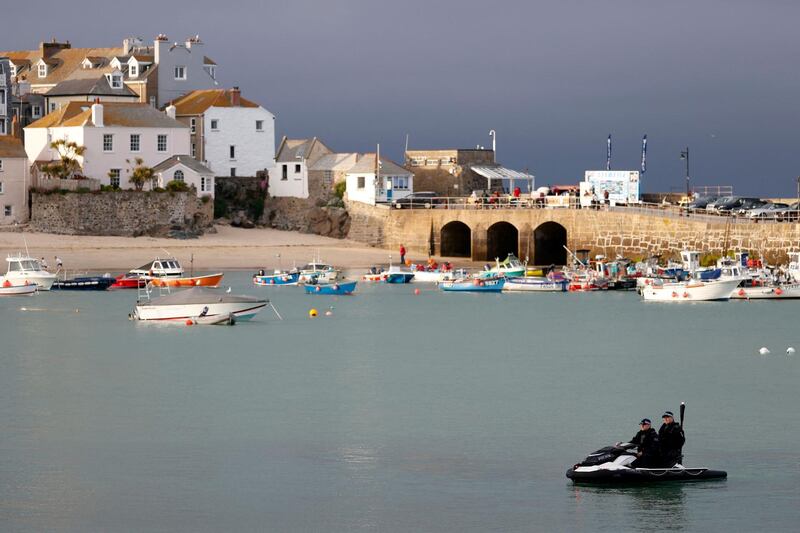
(31, 191, 214, 238)
(345, 203, 800, 263)
(263, 197, 350, 239)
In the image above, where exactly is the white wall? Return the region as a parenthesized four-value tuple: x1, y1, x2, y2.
(0, 156, 30, 224)
(202, 105, 275, 178)
(156, 162, 215, 198)
(346, 172, 413, 205)
(270, 160, 308, 198)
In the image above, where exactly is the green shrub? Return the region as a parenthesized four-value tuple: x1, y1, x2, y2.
(700, 253, 721, 267)
(201, 195, 211, 204)
(333, 180, 346, 200)
(165, 180, 190, 192)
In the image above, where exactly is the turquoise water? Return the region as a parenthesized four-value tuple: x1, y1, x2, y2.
(1, 272, 799, 532)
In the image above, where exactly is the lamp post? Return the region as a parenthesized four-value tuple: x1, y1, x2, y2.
(680, 147, 690, 217)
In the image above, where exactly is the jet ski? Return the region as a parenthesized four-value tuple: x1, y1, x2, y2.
(566, 442, 727, 484)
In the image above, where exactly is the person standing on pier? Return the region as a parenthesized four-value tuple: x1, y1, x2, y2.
(400, 244, 406, 265)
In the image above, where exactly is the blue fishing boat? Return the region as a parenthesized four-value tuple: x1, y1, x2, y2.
(52, 275, 115, 291)
(440, 276, 505, 293)
(384, 265, 415, 284)
(304, 280, 357, 295)
(253, 270, 300, 286)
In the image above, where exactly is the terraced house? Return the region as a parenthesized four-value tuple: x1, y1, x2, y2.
(0, 57, 10, 135)
(0, 35, 219, 113)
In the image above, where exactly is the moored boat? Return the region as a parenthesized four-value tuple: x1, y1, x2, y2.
(131, 287, 267, 321)
(440, 276, 505, 292)
(477, 253, 526, 279)
(253, 269, 300, 286)
(641, 278, 741, 302)
(52, 274, 115, 291)
(4, 255, 56, 290)
(303, 280, 357, 295)
(731, 284, 800, 300)
(384, 265, 415, 284)
(503, 276, 568, 292)
(147, 272, 224, 288)
(0, 279, 38, 296)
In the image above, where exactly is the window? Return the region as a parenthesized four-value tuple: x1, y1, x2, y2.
(201, 176, 212, 192)
(0, 161, 3, 172)
(174, 66, 186, 80)
(38, 63, 47, 77)
(210, 119, 219, 131)
(49, 102, 57, 113)
(32, 105, 41, 118)
(103, 134, 113, 152)
(129, 63, 138, 77)
(357, 176, 365, 189)
(230, 168, 236, 177)
(191, 143, 196, 157)
(0, 64, 3, 75)
(0, 181, 4, 192)
(294, 164, 301, 174)
(190, 117, 196, 134)
(281, 165, 287, 180)
(255, 120, 263, 131)
(229, 145, 235, 159)
(130, 134, 140, 152)
(108, 74, 123, 89)
(9, 65, 15, 77)
(392, 176, 409, 190)
(0, 89, 5, 105)
(157, 134, 167, 152)
(173, 170, 184, 182)
(108, 169, 120, 188)
(4, 205, 11, 217)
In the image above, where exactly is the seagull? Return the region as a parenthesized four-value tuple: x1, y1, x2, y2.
(226, 287, 232, 293)
(759, 347, 770, 355)
(787, 347, 795, 355)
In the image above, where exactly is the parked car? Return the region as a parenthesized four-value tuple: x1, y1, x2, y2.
(706, 196, 735, 213)
(716, 197, 762, 214)
(687, 195, 718, 210)
(393, 191, 439, 209)
(733, 198, 768, 216)
(775, 202, 800, 222)
(745, 202, 787, 219)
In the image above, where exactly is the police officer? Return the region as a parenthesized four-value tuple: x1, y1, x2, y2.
(658, 411, 686, 467)
(629, 418, 659, 468)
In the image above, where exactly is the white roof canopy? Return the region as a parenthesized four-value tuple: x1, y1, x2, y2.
(471, 165, 535, 191)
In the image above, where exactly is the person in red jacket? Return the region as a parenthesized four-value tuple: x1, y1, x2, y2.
(399, 244, 406, 264)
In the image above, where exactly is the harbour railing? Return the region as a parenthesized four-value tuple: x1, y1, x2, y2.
(385, 196, 800, 224)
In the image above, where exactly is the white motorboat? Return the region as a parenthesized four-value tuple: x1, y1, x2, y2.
(5, 255, 56, 290)
(0, 279, 38, 296)
(132, 287, 267, 321)
(731, 284, 800, 300)
(641, 278, 741, 302)
(503, 275, 569, 292)
(298, 261, 340, 283)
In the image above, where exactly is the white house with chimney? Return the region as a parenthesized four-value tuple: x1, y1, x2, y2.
(24, 101, 190, 190)
(345, 153, 413, 205)
(171, 88, 274, 178)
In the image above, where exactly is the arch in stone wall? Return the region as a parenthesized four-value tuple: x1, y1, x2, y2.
(440, 221, 471, 257)
(533, 221, 568, 266)
(486, 221, 519, 261)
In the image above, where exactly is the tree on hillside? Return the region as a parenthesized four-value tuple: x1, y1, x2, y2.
(126, 158, 157, 191)
(41, 139, 86, 180)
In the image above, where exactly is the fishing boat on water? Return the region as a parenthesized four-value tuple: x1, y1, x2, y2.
(5, 255, 56, 290)
(253, 269, 300, 286)
(0, 279, 38, 296)
(440, 275, 505, 293)
(298, 260, 340, 284)
(131, 286, 267, 321)
(112, 257, 223, 288)
(303, 280, 357, 295)
(385, 265, 415, 284)
(476, 253, 526, 279)
(504, 273, 568, 292)
(641, 278, 741, 302)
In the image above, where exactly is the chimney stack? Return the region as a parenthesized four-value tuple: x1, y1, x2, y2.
(39, 39, 71, 59)
(11, 114, 20, 139)
(230, 87, 241, 107)
(91, 98, 104, 127)
(165, 104, 176, 119)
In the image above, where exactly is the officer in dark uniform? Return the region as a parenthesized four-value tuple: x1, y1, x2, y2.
(658, 411, 686, 467)
(629, 418, 659, 468)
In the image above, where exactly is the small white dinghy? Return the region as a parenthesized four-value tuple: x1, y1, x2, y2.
(641, 278, 741, 302)
(131, 287, 267, 321)
(0, 279, 37, 296)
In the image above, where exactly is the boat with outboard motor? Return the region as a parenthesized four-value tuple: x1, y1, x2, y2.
(5, 255, 56, 290)
(440, 275, 505, 292)
(566, 442, 727, 484)
(253, 269, 300, 286)
(52, 273, 115, 291)
(303, 279, 357, 295)
(131, 286, 267, 321)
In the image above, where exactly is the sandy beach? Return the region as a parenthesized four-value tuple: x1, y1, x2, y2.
(0, 226, 447, 273)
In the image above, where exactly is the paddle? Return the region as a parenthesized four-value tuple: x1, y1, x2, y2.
(680, 402, 686, 428)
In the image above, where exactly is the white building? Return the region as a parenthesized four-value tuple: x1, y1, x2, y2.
(345, 153, 413, 205)
(271, 137, 333, 198)
(171, 88, 275, 178)
(0, 136, 30, 224)
(152, 155, 215, 197)
(24, 101, 189, 189)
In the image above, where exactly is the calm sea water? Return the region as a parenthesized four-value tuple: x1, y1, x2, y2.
(1, 272, 799, 532)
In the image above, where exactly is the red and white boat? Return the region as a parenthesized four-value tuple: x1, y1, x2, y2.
(111, 257, 223, 289)
(0, 278, 38, 296)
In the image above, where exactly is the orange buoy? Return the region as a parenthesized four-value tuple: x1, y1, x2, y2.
(776, 288, 784, 296)
(414, 288, 420, 295)
(185, 319, 193, 326)
(683, 292, 690, 298)
(2, 280, 10, 288)
(672, 291, 678, 298)
(738, 289, 746, 296)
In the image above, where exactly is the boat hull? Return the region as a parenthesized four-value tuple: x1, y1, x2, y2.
(441, 277, 505, 292)
(134, 301, 266, 321)
(641, 279, 741, 302)
(253, 272, 300, 286)
(52, 276, 115, 291)
(4, 273, 55, 291)
(566, 466, 727, 485)
(147, 273, 224, 288)
(503, 277, 568, 292)
(110, 275, 143, 289)
(303, 280, 357, 295)
(0, 284, 38, 296)
(386, 273, 415, 284)
(731, 284, 800, 299)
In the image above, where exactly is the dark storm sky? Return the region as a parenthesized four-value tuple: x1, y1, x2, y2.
(5, 0, 799, 195)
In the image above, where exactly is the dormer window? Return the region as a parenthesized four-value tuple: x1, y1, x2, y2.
(106, 73, 123, 89)
(205, 65, 216, 80)
(9, 64, 16, 77)
(129, 63, 138, 78)
(38, 63, 47, 78)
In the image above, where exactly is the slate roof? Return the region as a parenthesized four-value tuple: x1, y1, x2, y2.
(26, 102, 187, 129)
(44, 77, 139, 98)
(152, 155, 213, 175)
(308, 153, 360, 172)
(348, 153, 411, 176)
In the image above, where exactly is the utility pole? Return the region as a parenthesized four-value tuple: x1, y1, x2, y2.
(680, 147, 690, 217)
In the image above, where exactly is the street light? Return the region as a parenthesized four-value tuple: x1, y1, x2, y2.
(680, 147, 690, 217)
